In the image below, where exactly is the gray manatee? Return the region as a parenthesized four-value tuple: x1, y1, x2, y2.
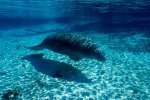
(27, 33, 106, 61)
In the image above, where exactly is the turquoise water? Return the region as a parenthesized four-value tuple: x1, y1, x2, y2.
(0, 0, 150, 99)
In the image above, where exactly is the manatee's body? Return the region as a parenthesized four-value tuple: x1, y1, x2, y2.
(28, 33, 106, 61)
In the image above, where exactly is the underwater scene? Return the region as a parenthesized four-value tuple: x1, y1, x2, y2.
(0, 0, 150, 99)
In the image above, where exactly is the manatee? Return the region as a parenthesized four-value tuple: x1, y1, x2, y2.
(27, 33, 106, 61)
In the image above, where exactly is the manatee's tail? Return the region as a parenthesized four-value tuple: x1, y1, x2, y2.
(25, 44, 44, 51)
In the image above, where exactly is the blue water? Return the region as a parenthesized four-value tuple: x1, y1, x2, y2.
(0, 0, 150, 99)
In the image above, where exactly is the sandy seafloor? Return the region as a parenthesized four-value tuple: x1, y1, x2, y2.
(0, 23, 150, 100)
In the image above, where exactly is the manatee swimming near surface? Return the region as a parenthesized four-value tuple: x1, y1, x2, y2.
(27, 33, 106, 61)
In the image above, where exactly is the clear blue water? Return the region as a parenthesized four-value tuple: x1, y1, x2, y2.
(0, 0, 150, 99)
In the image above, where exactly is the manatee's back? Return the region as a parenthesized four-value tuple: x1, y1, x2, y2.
(56, 33, 106, 61)
(54, 33, 98, 52)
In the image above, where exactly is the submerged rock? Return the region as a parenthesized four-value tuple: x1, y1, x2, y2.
(27, 33, 106, 61)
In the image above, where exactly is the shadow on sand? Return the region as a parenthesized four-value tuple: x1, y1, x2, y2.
(21, 54, 91, 83)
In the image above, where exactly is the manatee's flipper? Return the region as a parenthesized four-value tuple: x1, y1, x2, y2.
(69, 55, 82, 61)
(27, 44, 44, 51)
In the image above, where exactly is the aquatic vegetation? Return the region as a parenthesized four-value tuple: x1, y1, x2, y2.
(21, 54, 91, 83)
(27, 33, 106, 61)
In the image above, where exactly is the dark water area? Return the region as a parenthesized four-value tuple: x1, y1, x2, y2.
(0, 0, 150, 32)
(0, 18, 51, 29)
(65, 1, 150, 32)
